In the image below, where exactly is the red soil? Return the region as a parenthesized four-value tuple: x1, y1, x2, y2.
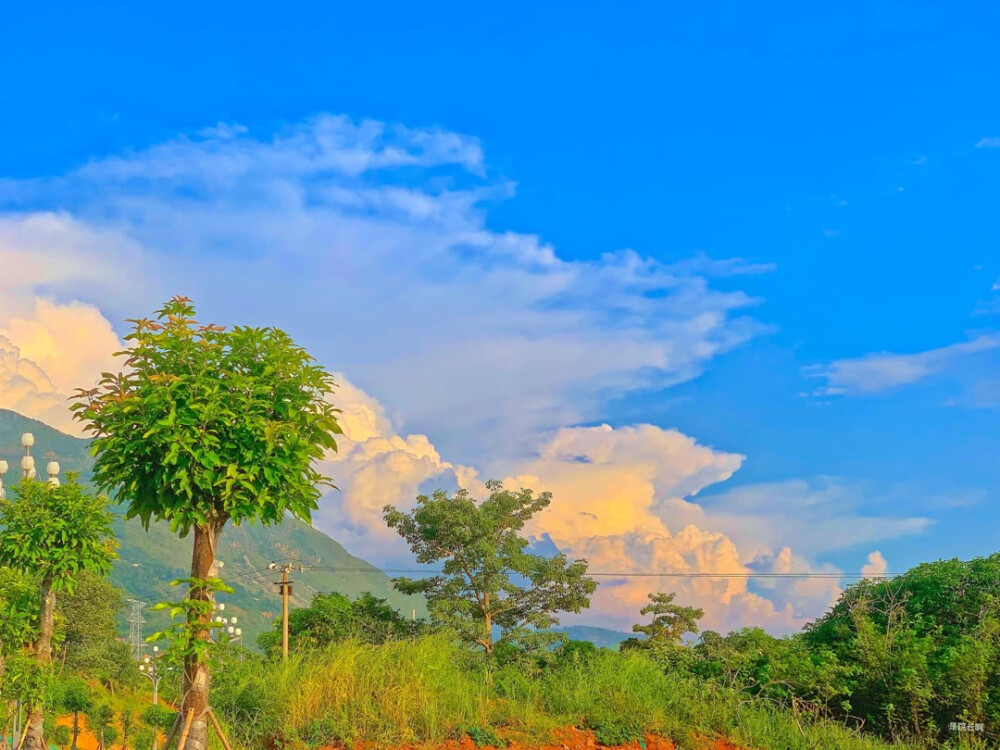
(320, 727, 746, 750)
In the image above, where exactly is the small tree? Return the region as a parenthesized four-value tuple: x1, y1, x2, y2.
(384, 481, 597, 657)
(623, 592, 704, 651)
(73, 297, 342, 750)
(120, 708, 135, 749)
(57, 572, 124, 674)
(257, 591, 421, 655)
(60, 677, 94, 750)
(0, 476, 117, 749)
(86, 704, 116, 750)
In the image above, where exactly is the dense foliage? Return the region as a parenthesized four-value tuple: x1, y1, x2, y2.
(384, 481, 597, 655)
(0, 476, 117, 749)
(257, 591, 423, 654)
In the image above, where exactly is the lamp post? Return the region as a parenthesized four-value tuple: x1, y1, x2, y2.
(20, 432, 35, 480)
(139, 647, 163, 750)
(139, 647, 163, 705)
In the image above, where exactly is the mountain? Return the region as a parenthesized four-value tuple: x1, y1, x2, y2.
(555, 625, 634, 649)
(0, 409, 425, 645)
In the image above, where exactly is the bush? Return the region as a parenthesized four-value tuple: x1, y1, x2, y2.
(140, 703, 177, 732)
(134, 727, 156, 750)
(589, 717, 644, 747)
(460, 725, 507, 747)
(49, 724, 71, 748)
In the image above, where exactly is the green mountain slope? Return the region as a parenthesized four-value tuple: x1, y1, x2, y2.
(0, 409, 424, 645)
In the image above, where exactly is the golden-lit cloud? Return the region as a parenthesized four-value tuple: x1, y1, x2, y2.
(0, 298, 121, 434)
(312, 385, 874, 633)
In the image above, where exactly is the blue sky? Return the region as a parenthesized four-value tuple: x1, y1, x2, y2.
(2, 1, 999, 630)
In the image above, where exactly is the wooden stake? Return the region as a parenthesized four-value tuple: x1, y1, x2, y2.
(206, 708, 234, 750)
(175, 710, 195, 750)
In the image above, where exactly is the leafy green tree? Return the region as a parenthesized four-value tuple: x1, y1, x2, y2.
(50, 723, 71, 749)
(56, 572, 123, 673)
(58, 677, 93, 750)
(86, 703, 116, 750)
(133, 727, 155, 750)
(689, 627, 847, 714)
(257, 591, 421, 655)
(120, 708, 135, 749)
(139, 704, 176, 734)
(622, 592, 703, 651)
(384, 481, 597, 656)
(0, 476, 117, 750)
(72, 296, 343, 750)
(805, 554, 1000, 744)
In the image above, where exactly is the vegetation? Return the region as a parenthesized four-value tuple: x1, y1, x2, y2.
(622, 592, 704, 653)
(257, 591, 423, 654)
(0, 475, 117, 749)
(208, 633, 915, 750)
(384, 481, 597, 656)
(72, 296, 343, 749)
(0, 406, 423, 648)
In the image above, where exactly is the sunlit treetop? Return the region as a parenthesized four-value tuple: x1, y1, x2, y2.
(71, 296, 343, 536)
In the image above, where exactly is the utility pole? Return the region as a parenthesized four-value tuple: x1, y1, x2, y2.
(126, 599, 147, 660)
(269, 562, 294, 660)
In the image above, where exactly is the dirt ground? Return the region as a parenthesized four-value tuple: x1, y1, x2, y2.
(322, 727, 745, 750)
(52, 722, 742, 750)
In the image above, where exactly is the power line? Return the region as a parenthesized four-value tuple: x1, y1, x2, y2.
(229, 562, 895, 581)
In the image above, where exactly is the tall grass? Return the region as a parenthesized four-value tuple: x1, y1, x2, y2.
(211, 636, 920, 750)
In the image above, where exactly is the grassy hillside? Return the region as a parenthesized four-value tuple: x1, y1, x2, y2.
(0, 409, 425, 645)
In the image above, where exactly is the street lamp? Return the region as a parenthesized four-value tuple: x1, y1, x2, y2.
(46, 461, 60, 487)
(138, 647, 163, 705)
(139, 647, 164, 750)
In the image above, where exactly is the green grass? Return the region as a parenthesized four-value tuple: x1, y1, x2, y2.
(210, 635, 920, 750)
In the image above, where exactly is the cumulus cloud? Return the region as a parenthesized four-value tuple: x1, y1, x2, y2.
(0, 298, 122, 434)
(0, 113, 927, 633)
(862, 551, 888, 577)
(312, 402, 926, 633)
(808, 334, 1000, 398)
(0, 113, 768, 467)
(314, 374, 481, 559)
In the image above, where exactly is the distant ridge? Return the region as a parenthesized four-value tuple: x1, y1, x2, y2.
(0, 409, 425, 645)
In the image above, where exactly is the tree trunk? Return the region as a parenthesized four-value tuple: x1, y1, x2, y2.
(483, 593, 493, 654)
(23, 578, 55, 750)
(71, 712, 79, 750)
(182, 520, 221, 750)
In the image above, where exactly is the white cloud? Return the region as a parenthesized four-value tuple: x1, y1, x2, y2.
(687, 478, 932, 559)
(0, 113, 927, 634)
(808, 334, 1000, 398)
(862, 551, 888, 577)
(976, 137, 1000, 148)
(0, 113, 769, 468)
